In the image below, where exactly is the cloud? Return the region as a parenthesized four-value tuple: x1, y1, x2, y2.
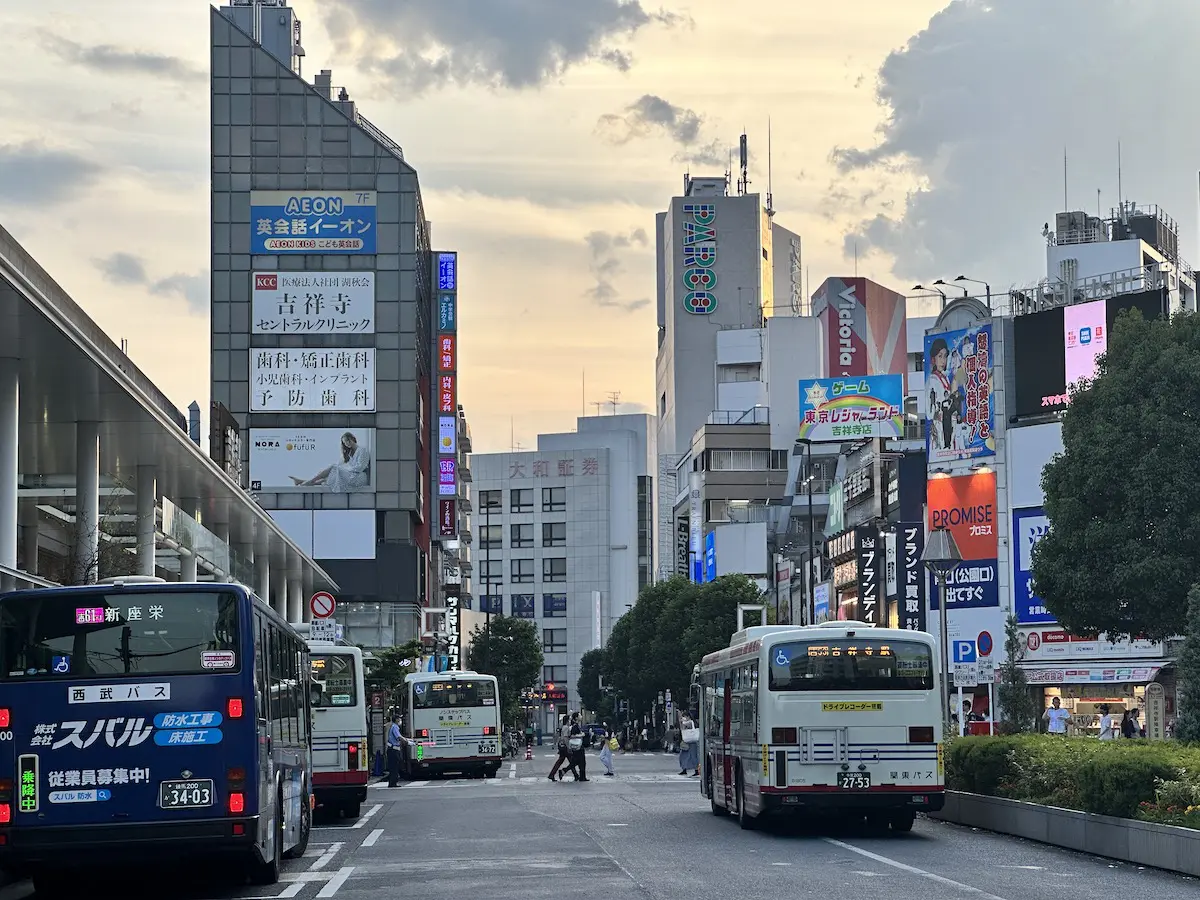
(834, 0, 1200, 284)
(584, 228, 651, 312)
(321, 0, 682, 93)
(0, 141, 103, 205)
(597, 94, 729, 167)
(37, 32, 203, 81)
(93, 253, 208, 316)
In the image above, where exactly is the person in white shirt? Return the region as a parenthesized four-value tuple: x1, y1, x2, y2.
(1097, 704, 1117, 740)
(1042, 696, 1073, 735)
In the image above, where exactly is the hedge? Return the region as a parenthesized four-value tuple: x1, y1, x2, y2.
(945, 735, 1200, 821)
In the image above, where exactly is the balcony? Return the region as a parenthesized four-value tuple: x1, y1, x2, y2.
(707, 406, 769, 426)
(459, 524, 472, 545)
(459, 494, 473, 513)
(459, 462, 472, 483)
(459, 558, 473, 575)
(459, 428, 473, 454)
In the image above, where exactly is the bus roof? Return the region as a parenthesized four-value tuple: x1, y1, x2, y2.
(403, 669, 494, 683)
(701, 622, 935, 669)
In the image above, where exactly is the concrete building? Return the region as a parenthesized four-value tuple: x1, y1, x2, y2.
(210, 2, 437, 647)
(470, 414, 653, 730)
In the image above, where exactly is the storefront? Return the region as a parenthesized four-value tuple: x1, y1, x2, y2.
(1021, 663, 1172, 736)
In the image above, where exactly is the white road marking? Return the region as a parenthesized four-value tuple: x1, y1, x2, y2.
(823, 839, 1010, 900)
(770, 862, 792, 867)
(309, 841, 344, 871)
(508, 763, 517, 779)
(352, 803, 383, 829)
(315, 866, 355, 897)
(241, 884, 305, 899)
(606, 823, 628, 827)
(999, 866, 1045, 871)
(408, 780, 430, 788)
(362, 828, 384, 847)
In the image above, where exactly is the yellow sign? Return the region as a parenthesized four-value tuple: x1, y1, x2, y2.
(761, 744, 769, 777)
(821, 701, 883, 712)
(937, 743, 944, 776)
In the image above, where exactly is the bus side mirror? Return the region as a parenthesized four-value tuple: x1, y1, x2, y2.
(310, 685, 323, 705)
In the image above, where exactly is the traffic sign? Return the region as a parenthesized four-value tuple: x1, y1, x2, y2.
(977, 630, 994, 657)
(310, 618, 336, 641)
(952, 640, 977, 664)
(977, 658, 996, 683)
(953, 663, 979, 687)
(310, 591, 336, 619)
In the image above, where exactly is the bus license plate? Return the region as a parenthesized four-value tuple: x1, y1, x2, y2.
(836, 772, 871, 790)
(159, 779, 214, 809)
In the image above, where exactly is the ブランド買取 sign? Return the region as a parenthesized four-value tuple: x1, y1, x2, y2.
(250, 191, 376, 254)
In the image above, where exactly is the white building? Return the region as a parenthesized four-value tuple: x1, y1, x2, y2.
(470, 414, 653, 731)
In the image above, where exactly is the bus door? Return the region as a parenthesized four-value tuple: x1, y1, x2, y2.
(721, 677, 733, 808)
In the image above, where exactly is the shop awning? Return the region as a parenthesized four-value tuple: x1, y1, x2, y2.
(1017, 662, 1166, 685)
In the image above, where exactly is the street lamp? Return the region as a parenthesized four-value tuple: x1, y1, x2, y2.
(932, 279, 968, 299)
(954, 275, 992, 312)
(913, 284, 947, 310)
(922, 526, 963, 731)
(794, 439, 818, 626)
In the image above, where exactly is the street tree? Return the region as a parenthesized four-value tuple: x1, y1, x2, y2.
(1032, 309, 1200, 640)
(363, 641, 424, 697)
(467, 616, 543, 725)
(996, 614, 1038, 734)
(1172, 585, 1200, 742)
(576, 648, 613, 721)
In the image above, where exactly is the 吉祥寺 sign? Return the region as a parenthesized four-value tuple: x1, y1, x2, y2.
(252, 272, 375, 334)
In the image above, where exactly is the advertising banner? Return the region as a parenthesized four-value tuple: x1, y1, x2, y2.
(798, 375, 904, 443)
(438, 499, 456, 538)
(438, 334, 456, 372)
(689, 472, 702, 582)
(439, 374, 456, 415)
(512, 595, 535, 619)
(855, 522, 882, 627)
(927, 471, 999, 610)
(438, 416, 457, 456)
(252, 272, 375, 334)
(250, 191, 376, 254)
(251, 349, 375, 412)
(899, 522, 927, 633)
(810, 277, 909, 388)
(438, 459, 457, 496)
(1012, 506, 1053, 624)
(438, 294, 457, 331)
(675, 518, 690, 577)
(1017, 627, 1165, 662)
(813, 582, 831, 623)
(703, 531, 716, 583)
(1064, 299, 1107, 389)
(437, 253, 457, 290)
(924, 324, 995, 464)
(249, 428, 374, 493)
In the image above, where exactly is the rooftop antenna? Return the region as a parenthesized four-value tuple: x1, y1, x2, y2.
(510, 416, 515, 452)
(591, 400, 604, 416)
(737, 132, 750, 196)
(854, 241, 858, 278)
(581, 368, 585, 419)
(1118, 140, 1125, 222)
(766, 117, 774, 216)
(1063, 147, 1068, 211)
(607, 391, 621, 416)
(726, 149, 732, 195)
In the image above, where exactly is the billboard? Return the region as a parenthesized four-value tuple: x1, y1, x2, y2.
(898, 522, 926, 633)
(439, 374, 456, 415)
(439, 294, 457, 331)
(438, 459, 457, 496)
(1064, 299, 1107, 388)
(680, 201, 718, 314)
(924, 323, 994, 464)
(250, 191, 376, 254)
(437, 253, 457, 290)
(799, 375, 903, 443)
(927, 471, 999, 610)
(855, 522, 882, 627)
(438, 499, 457, 538)
(1016, 627, 1164, 662)
(438, 416, 457, 456)
(438, 334, 456, 372)
(810, 277, 909, 389)
(250, 428, 375, 493)
(251, 349, 375, 412)
(252, 272, 375, 334)
(703, 531, 716, 583)
(1012, 507, 1053, 624)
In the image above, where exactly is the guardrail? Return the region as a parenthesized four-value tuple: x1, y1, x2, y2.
(0, 563, 59, 592)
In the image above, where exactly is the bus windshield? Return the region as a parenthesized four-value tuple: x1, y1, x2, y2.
(0, 590, 241, 681)
(413, 679, 496, 710)
(310, 653, 358, 707)
(767, 639, 934, 692)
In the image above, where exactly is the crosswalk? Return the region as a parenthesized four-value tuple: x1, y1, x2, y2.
(370, 772, 700, 789)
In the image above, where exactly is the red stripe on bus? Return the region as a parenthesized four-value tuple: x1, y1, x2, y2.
(313, 771, 370, 786)
(759, 785, 945, 794)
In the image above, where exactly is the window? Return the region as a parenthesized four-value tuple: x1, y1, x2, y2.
(705, 449, 785, 471)
(412, 678, 497, 709)
(543, 665, 567, 684)
(512, 595, 535, 618)
(310, 652, 357, 708)
(481, 559, 503, 584)
(510, 488, 533, 513)
(542, 486, 566, 512)
(542, 522, 566, 547)
(543, 628, 567, 653)
(768, 639, 934, 692)
(479, 490, 502, 511)
(511, 558, 534, 584)
(258, 614, 308, 751)
(543, 593, 567, 617)
(542, 558, 567, 582)
(479, 595, 502, 614)
(480, 524, 502, 550)
(511, 523, 533, 549)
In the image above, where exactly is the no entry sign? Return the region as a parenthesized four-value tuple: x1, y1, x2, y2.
(310, 591, 336, 619)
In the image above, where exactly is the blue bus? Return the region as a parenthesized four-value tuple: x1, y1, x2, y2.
(0, 578, 312, 892)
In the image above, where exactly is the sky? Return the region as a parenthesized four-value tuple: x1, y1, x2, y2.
(3, 0, 1200, 453)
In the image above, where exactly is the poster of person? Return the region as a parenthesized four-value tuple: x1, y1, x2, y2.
(250, 428, 374, 493)
(924, 324, 995, 463)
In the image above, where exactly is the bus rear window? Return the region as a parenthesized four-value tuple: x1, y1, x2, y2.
(0, 591, 240, 680)
(311, 654, 357, 707)
(768, 639, 933, 692)
(413, 680, 496, 709)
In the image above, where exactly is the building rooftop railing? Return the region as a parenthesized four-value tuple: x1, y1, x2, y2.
(707, 406, 769, 426)
(1009, 263, 1172, 317)
(354, 112, 405, 162)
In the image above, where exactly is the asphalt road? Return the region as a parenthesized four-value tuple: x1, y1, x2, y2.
(2, 750, 1197, 899)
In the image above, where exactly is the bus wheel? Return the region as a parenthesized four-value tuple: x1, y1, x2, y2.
(484, 767, 498, 778)
(32, 872, 71, 896)
(890, 810, 916, 833)
(344, 802, 361, 819)
(248, 789, 284, 885)
(736, 769, 756, 831)
(708, 770, 725, 816)
(283, 786, 311, 859)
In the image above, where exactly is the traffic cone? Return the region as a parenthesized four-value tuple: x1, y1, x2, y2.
(525, 744, 533, 761)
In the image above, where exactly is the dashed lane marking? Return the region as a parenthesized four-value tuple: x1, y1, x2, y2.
(315, 866, 355, 898)
(362, 828, 383, 848)
(823, 838, 1009, 900)
(309, 841, 344, 871)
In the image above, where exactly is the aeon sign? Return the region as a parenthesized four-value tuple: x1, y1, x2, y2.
(681, 202, 718, 315)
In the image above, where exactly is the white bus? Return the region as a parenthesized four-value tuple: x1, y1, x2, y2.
(696, 620, 944, 832)
(398, 670, 502, 779)
(307, 640, 369, 817)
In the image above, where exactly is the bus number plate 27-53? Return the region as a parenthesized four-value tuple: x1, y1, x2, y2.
(159, 779, 214, 809)
(836, 772, 871, 790)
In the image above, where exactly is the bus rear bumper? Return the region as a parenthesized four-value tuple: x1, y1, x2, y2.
(0, 817, 260, 872)
(760, 787, 946, 813)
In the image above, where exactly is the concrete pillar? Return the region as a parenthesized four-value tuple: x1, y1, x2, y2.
(287, 572, 302, 624)
(73, 421, 100, 585)
(257, 545, 271, 605)
(19, 501, 38, 576)
(180, 498, 200, 583)
(301, 569, 313, 624)
(239, 542, 254, 589)
(0, 360, 17, 590)
(136, 465, 157, 577)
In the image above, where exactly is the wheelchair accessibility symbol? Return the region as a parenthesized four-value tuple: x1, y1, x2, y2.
(774, 648, 791, 667)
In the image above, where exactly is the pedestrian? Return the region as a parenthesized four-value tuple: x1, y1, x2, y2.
(599, 733, 617, 777)
(1097, 704, 1117, 740)
(1042, 696, 1072, 735)
(558, 713, 589, 782)
(386, 713, 403, 787)
(677, 713, 700, 777)
(547, 714, 571, 782)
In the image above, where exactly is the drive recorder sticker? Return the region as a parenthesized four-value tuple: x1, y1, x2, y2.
(200, 651, 236, 670)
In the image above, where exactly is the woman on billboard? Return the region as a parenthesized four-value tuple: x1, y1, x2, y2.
(289, 431, 371, 492)
(927, 337, 955, 452)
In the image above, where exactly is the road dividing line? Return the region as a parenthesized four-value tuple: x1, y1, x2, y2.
(315, 866, 355, 897)
(308, 841, 344, 871)
(823, 839, 1009, 900)
(362, 828, 383, 847)
(351, 803, 383, 829)
(508, 763, 517, 779)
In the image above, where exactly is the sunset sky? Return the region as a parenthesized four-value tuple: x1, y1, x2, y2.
(4, 0, 1200, 452)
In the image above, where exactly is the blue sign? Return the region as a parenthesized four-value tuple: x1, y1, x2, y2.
(929, 562, 1000, 610)
(703, 532, 716, 583)
(691, 556, 702, 583)
(154, 728, 223, 747)
(798, 375, 904, 443)
(952, 640, 977, 664)
(438, 253, 457, 290)
(438, 294, 456, 331)
(153, 711, 223, 729)
(924, 323, 996, 464)
(977, 630, 994, 657)
(773, 647, 791, 667)
(813, 583, 831, 622)
(250, 191, 377, 255)
(51, 655, 71, 674)
(512, 595, 535, 619)
(1013, 507, 1054, 624)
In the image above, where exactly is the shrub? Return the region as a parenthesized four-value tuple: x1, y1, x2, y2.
(1076, 754, 1179, 818)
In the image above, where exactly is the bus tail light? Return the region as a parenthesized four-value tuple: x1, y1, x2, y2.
(482, 726, 496, 736)
(771, 727, 798, 744)
(0, 777, 10, 824)
(419, 728, 429, 739)
(0, 803, 10, 825)
(348, 743, 359, 771)
(909, 726, 935, 744)
(227, 698, 244, 719)
(228, 792, 245, 815)
(0, 708, 9, 728)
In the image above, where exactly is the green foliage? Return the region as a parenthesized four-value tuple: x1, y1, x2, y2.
(996, 614, 1039, 734)
(576, 649, 614, 720)
(1174, 585, 1200, 742)
(466, 617, 543, 726)
(362, 641, 423, 697)
(1032, 309, 1200, 640)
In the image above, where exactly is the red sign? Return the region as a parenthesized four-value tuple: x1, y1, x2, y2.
(439, 335, 456, 372)
(254, 273, 277, 291)
(439, 374, 455, 414)
(439, 499, 456, 537)
(309, 591, 336, 619)
(926, 471, 997, 560)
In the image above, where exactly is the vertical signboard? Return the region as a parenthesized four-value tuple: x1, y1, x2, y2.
(855, 523, 881, 626)
(1012, 507, 1053, 624)
(438, 499, 456, 538)
(445, 593, 461, 671)
(927, 472, 999, 610)
(924, 324, 995, 465)
(689, 472, 703, 582)
(434, 253, 459, 538)
(899, 522, 927, 632)
(681, 201, 718, 314)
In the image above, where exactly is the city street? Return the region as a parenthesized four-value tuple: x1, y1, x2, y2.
(2, 750, 1195, 899)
